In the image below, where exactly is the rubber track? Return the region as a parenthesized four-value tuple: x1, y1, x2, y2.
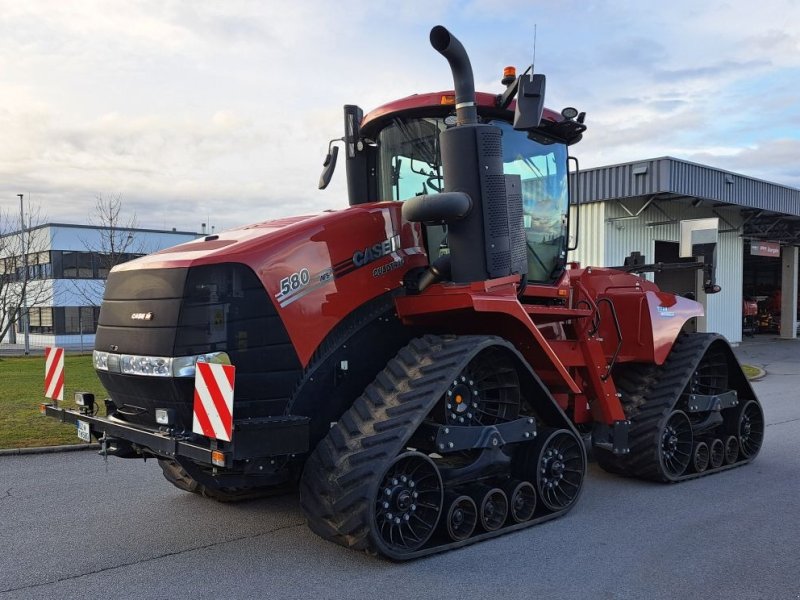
(158, 459, 294, 502)
(299, 334, 465, 555)
(595, 333, 757, 482)
(299, 334, 578, 559)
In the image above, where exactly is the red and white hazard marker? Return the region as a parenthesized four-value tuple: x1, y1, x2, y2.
(44, 346, 65, 401)
(192, 362, 236, 442)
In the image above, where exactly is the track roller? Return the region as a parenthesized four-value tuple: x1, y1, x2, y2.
(443, 494, 477, 541)
(503, 480, 537, 523)
(692, 442, 709, 473)
(474, 487, 508, 531)
(724, 435, 739, 465)
(708, 439, 724, 469)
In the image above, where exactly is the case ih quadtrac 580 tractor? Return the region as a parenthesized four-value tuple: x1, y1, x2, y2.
(45, 26, 764, 559)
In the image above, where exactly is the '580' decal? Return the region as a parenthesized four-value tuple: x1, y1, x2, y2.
(279, 268, 310, 296)
(275, 267, 333, 308)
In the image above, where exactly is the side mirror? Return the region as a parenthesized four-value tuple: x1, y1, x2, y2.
(318, 145, 340, 190)
(513, 73, 546, 131)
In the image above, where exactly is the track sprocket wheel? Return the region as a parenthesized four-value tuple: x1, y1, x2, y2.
(683, 345, 729, 398)
(373, 452, 443, 554)
(442, 346, 520, 426)
(658, 410, 693, 479)
(534, 429, 585, 511)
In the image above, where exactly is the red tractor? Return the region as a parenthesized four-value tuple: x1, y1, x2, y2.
(44, 26, 763, 560)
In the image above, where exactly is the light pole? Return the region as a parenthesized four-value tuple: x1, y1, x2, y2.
(18, 193, 29, 355)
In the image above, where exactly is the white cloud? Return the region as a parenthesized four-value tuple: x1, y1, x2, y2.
(0, 0, 798, 233)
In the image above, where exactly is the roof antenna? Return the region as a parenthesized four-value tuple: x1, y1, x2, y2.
(532, 24, 537, 73)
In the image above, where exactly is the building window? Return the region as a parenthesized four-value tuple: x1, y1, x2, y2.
(52, 250, 142, 279)
(61, 251, 78, 278)
(28, 307, 54, 334)
(49, 306, 100, 335)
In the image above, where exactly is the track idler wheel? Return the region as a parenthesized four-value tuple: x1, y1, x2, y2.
(709, 438, 725, 469)
(658, 410, 693, 480)
(724, 435, 740, 465)
(443, 494, 477, 541)
(534, 429, 585, 511)
(473, 487, 508, 531)
(373, 452, 443, 554)
(733, 400, 765, 459)
(692, 441, 709, 473)
(503, 480, 537, 523)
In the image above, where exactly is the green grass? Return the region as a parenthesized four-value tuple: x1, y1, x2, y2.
(0, 354, 106, 449)
(740, 364, 763, 380)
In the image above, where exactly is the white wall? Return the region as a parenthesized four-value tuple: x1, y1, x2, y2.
(569, 199, 744, 343)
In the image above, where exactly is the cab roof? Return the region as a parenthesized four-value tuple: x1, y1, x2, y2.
(361, 90, 563, 136)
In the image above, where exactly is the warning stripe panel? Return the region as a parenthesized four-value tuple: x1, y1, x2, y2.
(192, 362, 235, 442)
(44, 347, 64, 401)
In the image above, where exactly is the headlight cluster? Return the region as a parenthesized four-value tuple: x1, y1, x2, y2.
(121, 355, 171, 377)
(93, 350, 230, 378)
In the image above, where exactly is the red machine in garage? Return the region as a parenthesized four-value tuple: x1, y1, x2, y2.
(43, 26, 763, 560)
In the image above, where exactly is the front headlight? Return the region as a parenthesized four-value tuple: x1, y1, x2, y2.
(93, 350, 109, 371)
(93, 351, 230, 377)
(120, 355, 172, 377)
(171, 352, 231, 378)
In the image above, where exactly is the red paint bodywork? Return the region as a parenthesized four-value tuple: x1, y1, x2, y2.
(113, 93, 703, 428)
(115, 202, 427, 366)
(360, 91, 562, 134)
(394, 265, 702, 424)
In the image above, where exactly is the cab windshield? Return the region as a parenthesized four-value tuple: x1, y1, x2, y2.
(376, 117, 570, 282)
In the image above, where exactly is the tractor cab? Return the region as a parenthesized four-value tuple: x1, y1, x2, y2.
(321, 87, 585, 284)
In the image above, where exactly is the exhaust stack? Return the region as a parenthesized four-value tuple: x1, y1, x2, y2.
(403, 26, 527, 284)
(429, 26, 477, 126)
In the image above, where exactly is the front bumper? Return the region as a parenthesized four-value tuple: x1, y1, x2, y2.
(43, 404, 310, 468)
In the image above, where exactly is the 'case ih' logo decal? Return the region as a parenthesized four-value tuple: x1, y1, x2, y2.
(352, 235, 400, 267)
(130, 312, 154, 321)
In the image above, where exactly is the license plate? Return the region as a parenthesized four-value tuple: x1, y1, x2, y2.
(77, 420, 91, 442)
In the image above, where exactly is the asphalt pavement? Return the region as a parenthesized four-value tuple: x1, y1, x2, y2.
(0, 336, 798, 600)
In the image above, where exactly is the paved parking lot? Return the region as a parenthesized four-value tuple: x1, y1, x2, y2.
(0, 336, 798, 599)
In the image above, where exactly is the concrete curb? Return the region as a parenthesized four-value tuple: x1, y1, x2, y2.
(0, 443, 100, 457)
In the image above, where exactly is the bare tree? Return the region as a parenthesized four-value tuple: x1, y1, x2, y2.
(0, 203, 53, 345)
(72, 193, 150, 307)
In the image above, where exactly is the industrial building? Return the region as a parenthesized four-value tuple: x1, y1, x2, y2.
(3, 157, 798, 350)
(1, 223, 198, 350)
(569, 156, 800, 344)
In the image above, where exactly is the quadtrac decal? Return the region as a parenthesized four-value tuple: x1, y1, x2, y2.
(275, 267, 334, 308)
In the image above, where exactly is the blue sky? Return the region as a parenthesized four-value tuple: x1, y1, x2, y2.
(1, 0, 798, 232)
